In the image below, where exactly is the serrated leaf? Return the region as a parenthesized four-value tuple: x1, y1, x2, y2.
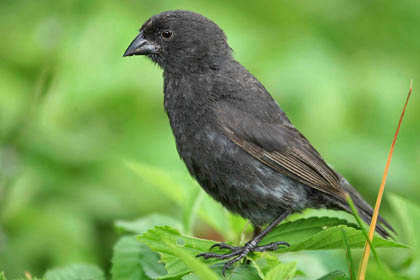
(160, 237, 219, 280)
(317, 270, 349, 280)
(111, 236, 166, 280)
(262, 217, 357, 245)
(227, 264, 260, 280)
(138, 226, 219, 279)
(139, 218, 405, 279)
(265, 262, 296, 280)
(261, 217, 406, 252)
(252, 254, 282, 278)
(256, 254, 281, 270)
(115, 214, 182, 235)
(44, 264, 105, 280)
(192, 263, 261, 280)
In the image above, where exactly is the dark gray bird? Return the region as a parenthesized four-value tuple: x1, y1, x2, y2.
(124, 10, 394, 274)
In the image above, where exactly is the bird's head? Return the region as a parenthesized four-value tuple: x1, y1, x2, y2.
(123, 10, 232, 73)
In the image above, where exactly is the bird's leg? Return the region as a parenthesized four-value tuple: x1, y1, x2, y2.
(209, 224, 261, 253)
(197, 210, 291, 275)
(253, 225, 262, 238)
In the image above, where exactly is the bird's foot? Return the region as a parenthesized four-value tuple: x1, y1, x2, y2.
(196, 240, 289, 276)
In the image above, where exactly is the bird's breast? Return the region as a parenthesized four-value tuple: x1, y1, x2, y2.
(163, 72, 216, 148)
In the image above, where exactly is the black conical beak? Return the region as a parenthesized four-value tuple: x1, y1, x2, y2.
(123, 32, 158, 57)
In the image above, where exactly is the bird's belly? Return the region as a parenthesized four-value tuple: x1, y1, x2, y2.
(180, 127, 318, 226)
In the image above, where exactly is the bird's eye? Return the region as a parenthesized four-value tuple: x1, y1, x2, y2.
(161, 30, 173, 39)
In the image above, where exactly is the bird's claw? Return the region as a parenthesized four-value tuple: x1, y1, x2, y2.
(210, 242, 239, 251)
(253, 241, 290, 252)
(196, 250, 240, 260)
(196, 240, 289, 276)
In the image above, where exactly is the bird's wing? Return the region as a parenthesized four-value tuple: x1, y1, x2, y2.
(213, 100, 346, 198)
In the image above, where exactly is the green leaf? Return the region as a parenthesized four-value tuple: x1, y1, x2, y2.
(262, 217, 356, 244)
(115, 214, 182, 235)
(160, 237, 219, 280)
(261, 217, 406, 252)
(252, 255, 303, 279)
(111, 236, 166, 280)
(44, 264, 105, 280)
(265, 262, 296, 280)
(0, 272, 6, 280)
(192, 263, 260, 280)
(316, 270, 349, 280)
(227, 264, 261, 280)
(139, 218, 405, 279)
(253, 255, 282, 277)
(138, 226, 218, 279)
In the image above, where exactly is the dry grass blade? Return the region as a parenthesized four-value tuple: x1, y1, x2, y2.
(358, 80, 413, 280)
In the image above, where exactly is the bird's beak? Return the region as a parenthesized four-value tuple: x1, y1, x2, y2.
(123, 32, 158, 57)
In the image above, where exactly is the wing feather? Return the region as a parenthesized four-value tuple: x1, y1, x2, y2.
(216, 101, 345, 198)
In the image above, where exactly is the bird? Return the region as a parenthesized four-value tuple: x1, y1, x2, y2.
(123, 10, 395, 275)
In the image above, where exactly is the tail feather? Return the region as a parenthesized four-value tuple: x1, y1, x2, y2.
(356, 203, 393, 239)
(347, 191, 396, 239)
(338, 180, 396, 239)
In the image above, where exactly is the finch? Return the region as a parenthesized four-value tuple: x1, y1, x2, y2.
(124, 10, 394, 274)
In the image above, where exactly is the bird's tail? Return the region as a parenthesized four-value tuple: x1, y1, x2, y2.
(336, 180, 396, 239)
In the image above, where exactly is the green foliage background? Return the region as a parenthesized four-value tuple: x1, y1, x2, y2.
(0, 0, 419, 279)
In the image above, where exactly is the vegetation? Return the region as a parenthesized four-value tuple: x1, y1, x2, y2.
(1, 0, 419, 279)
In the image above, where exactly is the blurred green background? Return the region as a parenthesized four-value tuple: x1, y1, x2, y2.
(0, 0, 419, 278)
